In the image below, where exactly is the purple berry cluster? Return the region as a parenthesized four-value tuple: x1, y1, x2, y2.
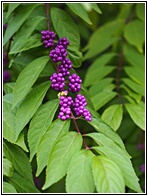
(58, 96, 73, 120)
(41, 30, 92, 122)
(41, 30, 55, 48)
(68, 74, 82, 93)
(73, 94, 92, 121)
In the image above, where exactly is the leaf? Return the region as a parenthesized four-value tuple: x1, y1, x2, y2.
(122, 78, 144, 96)
(86, 132, 130, 159)
(8, 172, 40, 193)
(124, 19, 145, 53)
(124, 66, 144, 85)
(88, 116, 129, 154)
(89, 78, 114, 97)
(4, 141, 34, 184)
(12, 56, 49, 108)
(93, 146, 142, 193)
(4, 83, 15, 94)
(136, 3, 145, 21)
(51, 7, 80, 49)
(66, 149, 95, 193)
(10, 34, 42, 54)
(15, 81, 50, 141)
(4, 4, 39, 45)
(67, 3, 92, 24)
(14, 16, 45, 41)
(6, 3, 20, 18)
(92, 156, 125, 193)
(101, 104, 123, 131)
(42, 132, 82, 190)
(3, 93, 17, 114)
(91, 91, 117, 110)
(81, 3, 102, 14)
(67, 46, 83, 68)
(3, 158, 14, 177)
(125, 102, 145, 130)
(123, 43, 145, 68)
(3, 182, 17, 193)
(28, 99, 59, 161)
(84, 53, 116, 87)
(36, 119, 70, 176)
(90, 3, 102, 14)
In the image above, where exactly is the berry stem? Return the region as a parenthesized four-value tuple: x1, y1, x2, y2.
(45, 3, 50, 31)
(71, 112, 81, 134)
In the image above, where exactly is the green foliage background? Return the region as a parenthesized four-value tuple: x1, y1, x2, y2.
(3, 3, 145, 193)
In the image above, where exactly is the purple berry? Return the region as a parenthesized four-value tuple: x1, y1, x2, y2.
(50, 73, 65, 91)
(56, 37, 70, 49)
(59, 58, 72, 76)
(41, 30, 55, 48)
(3, 70, 11, 83)
(68, 74, 82, 93)
(49, 45, 67, 62)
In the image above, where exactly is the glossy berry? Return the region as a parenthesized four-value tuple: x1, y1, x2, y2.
(49, 45, 67, 62)
(50, 73, 65, 91)
(56, 37, 70, 49)
(68, 73, 82, 93)
(59, 58, 72, 76)
(58, 96, 73, 120)
(73, 94, 92, 121)
(41, 30, 55, 48)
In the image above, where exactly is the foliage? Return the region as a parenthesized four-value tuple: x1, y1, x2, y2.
(3, 3, 145, 193)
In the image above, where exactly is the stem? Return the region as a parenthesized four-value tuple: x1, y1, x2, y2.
(45, 3, 50, 31)
(115, 52, 123, 106)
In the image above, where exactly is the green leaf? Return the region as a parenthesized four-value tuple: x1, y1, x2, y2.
(10, 34, 42, 54)
(51, 7, 80, 49)
(85, 66, 114, 87)
(89, 78, 114, 97)
(88, 117, 128, 154)
(125, 102, 145, 130)
(14, 16, 45, 41)
(81, 3, 102, 14)
(136, 3, 145, 21)
(124, 66, 144, 85)
(36, 119, 70, 176)
(66, 150, 95, 193)
(67, 3, 92, 24)
(4, 83, 15, 94)
(42, 132, 82, 190)
(15, 81, 50, 141)
(28, 99, 59, 161)
(12, 56, 49, 108)
(101, 104, 123, 131)
(91, 91, 117, 110)
(4, 4, 39, 45)
(84, 53, 116, 87)
(3, 182, 17, 193)
(6, 3, 20, 18)
(3, 93, 17, 114)
(90, 3, 102, 14)
(122, 78, 144, 96)
(93, 146, 142, 193)
(3, 158, 14, 177)
(67, 46, 83, 68)
(4, 141, 34, 184)
(124, 19, 145, 53)
(86, 132, 130, 159)
(8, 172, 40, 193)
(92, 156, 125, 193)
(123, 43, 145, 68)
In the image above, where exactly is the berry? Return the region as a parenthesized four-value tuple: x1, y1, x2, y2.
(50, 73, 65, 91)
(73, 94, 92, 121)
(56, 37, 70, 49)
(58, 96, 73, 120)
(3, 70, 11, 83)
(68, 74, 82, 93)
(41, 30, 55, 48)
(59, 58, 72, 76)
(49, 45, 67, 62)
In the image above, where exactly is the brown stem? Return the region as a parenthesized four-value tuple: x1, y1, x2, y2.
(45, 3, 50, 31)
